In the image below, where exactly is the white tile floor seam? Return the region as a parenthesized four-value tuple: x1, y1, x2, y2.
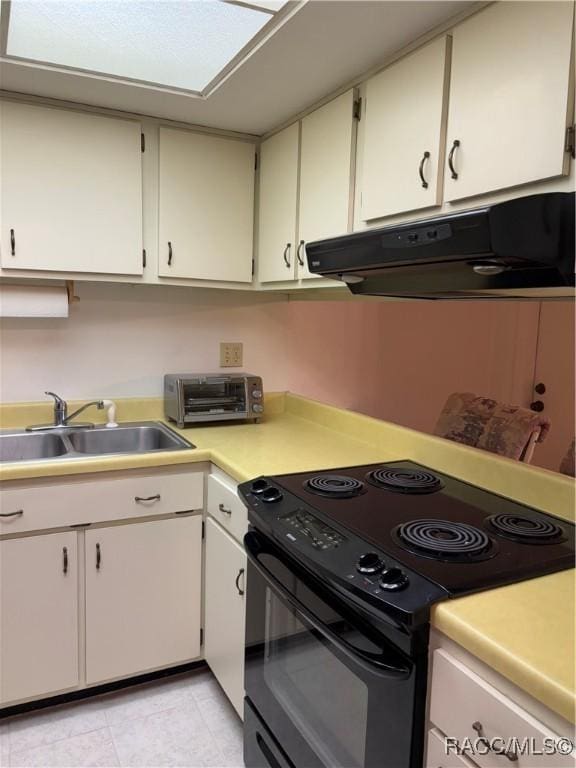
(1, 670, 244, 768)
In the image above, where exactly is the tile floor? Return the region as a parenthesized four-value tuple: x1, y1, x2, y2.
(0, 669, 244, 768)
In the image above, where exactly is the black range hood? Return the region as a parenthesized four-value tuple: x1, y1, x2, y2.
(305, 192, 575, 300)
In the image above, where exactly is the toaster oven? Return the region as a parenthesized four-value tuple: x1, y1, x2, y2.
(164, 374, 264, 427)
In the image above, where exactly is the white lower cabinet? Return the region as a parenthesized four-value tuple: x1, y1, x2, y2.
(428, 644, 576, 768)
(204, 516, 247, 718)
(0, 466, 205, 708)
(0, 531, 79, 704)
(85, 516, 202, 684)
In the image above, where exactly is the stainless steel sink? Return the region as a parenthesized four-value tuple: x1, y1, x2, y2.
(68, 424, 191, 455)
(0, 422, 194, 463)
(0, 432, 69, 462)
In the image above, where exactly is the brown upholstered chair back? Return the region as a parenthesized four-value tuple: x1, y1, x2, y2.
(433, 392, 551, 463)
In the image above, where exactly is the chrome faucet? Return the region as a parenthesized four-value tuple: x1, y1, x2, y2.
(26, 392, 104, 431)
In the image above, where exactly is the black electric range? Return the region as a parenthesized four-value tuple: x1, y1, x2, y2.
(238, 461, 575, 768)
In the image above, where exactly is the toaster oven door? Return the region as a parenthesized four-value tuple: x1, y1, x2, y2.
(182, 377, 248, 420)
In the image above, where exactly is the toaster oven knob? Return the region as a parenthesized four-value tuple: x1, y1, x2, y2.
(379, 567, 409, 591)
(252, 404, 264, 413)
(357, 552, 384, 574)
(252, 390, 263, 399)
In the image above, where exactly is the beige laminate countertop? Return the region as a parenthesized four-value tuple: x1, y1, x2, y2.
(1, 392, 574, 723)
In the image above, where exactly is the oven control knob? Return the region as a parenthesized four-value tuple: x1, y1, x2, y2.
(357, 552, 384, 574)
(261, 487, 283, 503)
(379, 567, 409, 591)
(252, 404, 264, 413)
(252, 390, 263, 399)
(251, 479, 269, 494)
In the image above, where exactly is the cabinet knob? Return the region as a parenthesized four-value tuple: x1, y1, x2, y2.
(283, 243, 291, 268)
(534, 382, 546, 395)
(167, 241, 173, 266)
(63, 547, 69, 575)
(135, 494, 161, 503)
(10, 228, 15, 256)
(96, 543, 101, 570)
(218, 503, 232, 516)
(530, 400, 545, 412)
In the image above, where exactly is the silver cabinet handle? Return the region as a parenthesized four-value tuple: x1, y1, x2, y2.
(0, 509, 24, 518)
(96, 543, 101, 570)
(218, 503, 232, 516)
(235, 567, 245, 596)
(296, 240, 305, 266)
(135, 494, 161, 503)
(63, 547, 69, 575)
(283, 243, 291, 268)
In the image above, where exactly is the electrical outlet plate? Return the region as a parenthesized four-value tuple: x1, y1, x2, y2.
(220, 342, 243, 367)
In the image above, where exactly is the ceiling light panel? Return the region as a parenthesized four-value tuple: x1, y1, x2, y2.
(5, 0, 276, 93)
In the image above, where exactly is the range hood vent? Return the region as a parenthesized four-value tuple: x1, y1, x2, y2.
(306, 193, 575, 300)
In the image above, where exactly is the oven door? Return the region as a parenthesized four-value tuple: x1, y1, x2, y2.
(244, 530, 426, 768)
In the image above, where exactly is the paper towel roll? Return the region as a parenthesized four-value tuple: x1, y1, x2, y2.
(0, 284, 69, 317)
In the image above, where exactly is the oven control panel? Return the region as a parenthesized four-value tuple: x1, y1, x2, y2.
(280, 509, 345, 550)
(238, 475, 450, 622)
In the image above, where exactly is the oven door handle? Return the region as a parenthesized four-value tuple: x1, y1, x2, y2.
(244, 532, 411, 680)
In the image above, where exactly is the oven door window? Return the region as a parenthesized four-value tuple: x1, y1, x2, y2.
(264, 583, 370, 768)
(182, 379, 246, 416)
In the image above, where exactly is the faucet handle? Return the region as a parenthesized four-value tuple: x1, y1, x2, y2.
(45, 391, 66, 406)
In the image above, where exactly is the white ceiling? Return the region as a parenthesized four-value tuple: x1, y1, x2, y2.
(0, 1, 475, 136)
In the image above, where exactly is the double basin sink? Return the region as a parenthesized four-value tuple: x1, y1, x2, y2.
(0, 422, 194, 463)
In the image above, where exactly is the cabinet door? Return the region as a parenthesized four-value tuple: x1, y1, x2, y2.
(298, 91, 356, 279)
(0, 532, 78, 703)
(205, 517, 246, 718)
(257, 123, 299, 283)
(0, 101, 143, 275)
(444, 2, 574, 202)
(360, 37, 450, 221)
(158, 128, 255, 282)
(85, 516, 202, 684)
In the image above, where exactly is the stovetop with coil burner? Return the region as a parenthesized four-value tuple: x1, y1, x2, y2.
(239, 461, 575, 612)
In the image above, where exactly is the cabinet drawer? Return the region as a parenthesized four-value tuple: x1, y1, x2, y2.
(0, 468, 203, 534)
(207, 473, 247, 542)
(430, 650, 575, 768)
(426, 728, 478, 768)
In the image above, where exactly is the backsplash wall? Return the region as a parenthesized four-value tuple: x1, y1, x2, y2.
(1, 283, 557, 467)
(0, 283, 293, 402)
(285, 299, 542, 433)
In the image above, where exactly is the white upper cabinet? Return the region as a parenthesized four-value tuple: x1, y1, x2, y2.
(0, 101, 143, 275)
(158, 127, 255, 282)
(444, 1, 575, 202)
(257, 123, 299, 283)
(298, 90, 356, 278)
(360, 37, 451, 221)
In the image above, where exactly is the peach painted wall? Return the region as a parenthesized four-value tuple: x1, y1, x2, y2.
(284, 300, 542, 434)
(531, 302, 575, 473)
